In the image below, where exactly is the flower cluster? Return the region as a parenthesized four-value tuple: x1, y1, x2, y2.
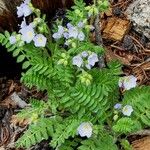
(72, 51, 99, 69)
(9, 0, 47, 47)
(77, 122, 93, 138)
(79, 71, 93, 86)
(17, 0, 32, 18)
(57, 53, 70, 66)
(114, 103, 133, 117)
(118, 75, 137, 90)
(52, 22, 85, 42)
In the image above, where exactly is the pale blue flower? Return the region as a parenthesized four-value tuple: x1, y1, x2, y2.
(58, 25, 64, 34)
(20, 18, 27, 28)
(63, 32, 69, 39)
(72, 55, 83, 67)
(77, 21, 84, 28)
(122, 105, 133, 116)
(67, 23, 73, 29)
(52, 25, 64, 40)
(81, 51, 88, 58)
(9, 36, 16, 44)
(77, 122, 93, 138)
(52, 32, 62, 39)
(17, 3, 32, 17)
(68, 27, 78, 39)
(17, 4, 24, 17)
(88, 53, 99, 66)
(20, 25, 35, 43)
(114, 103, 122, 109)
(119, 75, 137, 90)
(33, 34, 47, 47)
(78, 31, 85, 41)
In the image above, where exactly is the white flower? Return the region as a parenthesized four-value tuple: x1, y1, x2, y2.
(17, 3, 32, 17)
(68, 27, 78, 39)
(77, 21, 84, 28)
(63, 32, 69, 39)
(72, 55, 83, 67)
(52, 32, 62, 39)
(77, 122, 93, 138)
(58, 25, 64, 35)
(81, 51, 88, 58)
(33, 34, 47, 47)
(122, 105, 133, 116)
(9, 36, 16, 44)
(20, 25, 35, 43)
(20, 18, 27, 28)
(78, 31, 85, 41)
(67, 23, 73, 29)
(88, 53, 99, 66)
(119, 75, 137, 90)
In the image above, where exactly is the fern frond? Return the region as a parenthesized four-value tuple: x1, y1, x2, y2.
(78, 135, 118, 150)
(16, 118, 54, 149)
(50, 118, 80, 148)
(68, 42, 104, 55)
(123, 86, 150, 126)
(113, 118, 141, 134)
(16, 98, 48, 120)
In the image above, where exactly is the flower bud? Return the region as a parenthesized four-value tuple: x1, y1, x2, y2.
(113, 115, 118, 121)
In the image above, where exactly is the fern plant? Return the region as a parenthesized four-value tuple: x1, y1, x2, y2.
(0, 0, 150, 149)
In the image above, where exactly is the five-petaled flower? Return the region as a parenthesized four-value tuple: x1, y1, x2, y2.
(17, 1, 32, 18)
(72, 51, 99, 69)
(20, 25, 35, 43)
(122, 105, 133, 116)
(88, 53, 99, 67)
(33, 34, 47, 47)
(77, 122, 93, 138)
(72, 55, 83, 68)
(119, 75, 137, 90)
(52, 22, 85, 42)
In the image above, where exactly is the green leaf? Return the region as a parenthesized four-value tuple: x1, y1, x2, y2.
(17, 55, 25, 63)
(5, 31, 10, 38)
(22, 61, 30, 69)
(12, 48, 21, 57)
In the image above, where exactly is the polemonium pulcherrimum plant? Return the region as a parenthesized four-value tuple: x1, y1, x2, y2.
(0, 0, 150, 150)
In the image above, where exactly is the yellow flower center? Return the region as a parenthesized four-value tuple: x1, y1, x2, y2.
(27, 31, 33, 37)
(123, 107, 128, 112)
(83, 124, 90, 130)
(38, 37, 43, 43)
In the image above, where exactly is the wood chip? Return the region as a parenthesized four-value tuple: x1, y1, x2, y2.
(102, 17, 131, 41)
(132, 136, 150, 150)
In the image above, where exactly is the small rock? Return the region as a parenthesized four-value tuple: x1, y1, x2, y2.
(126, 0, 150, 39)
(10, 92, 28, 108)
(122, 35, 134, 50)
(113, 7, 122, 16)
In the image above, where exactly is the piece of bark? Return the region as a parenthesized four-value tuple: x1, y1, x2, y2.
(102, 17, 131, 41)
(132, 136, 150, 150)
(94, 12, 106, 68)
